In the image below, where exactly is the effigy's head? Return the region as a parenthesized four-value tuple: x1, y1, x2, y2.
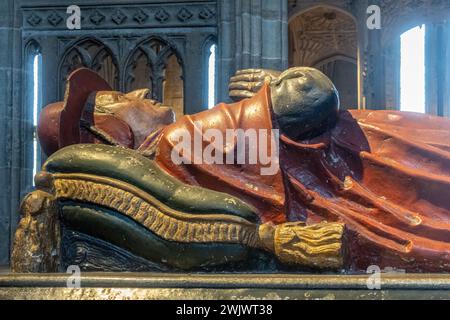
(91, 89, 175, 147)
(93, 89, 175, 125)
(270, 67, 340, 140)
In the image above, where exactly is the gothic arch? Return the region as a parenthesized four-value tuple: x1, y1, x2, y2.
(24, 39, 41, 57)
(288, 5, 359, 109)
(289, 4, 357, 24)
(58, 37, 119, 97)
(288, 5, 358, 67)
(314, 54, 357, 69)
(123, 36, 185, 115)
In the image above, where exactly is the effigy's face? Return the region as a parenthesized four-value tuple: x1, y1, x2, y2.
(94, 90, 175, 146)
(117, 97, 175, 127)
(95, 90, 174, 124)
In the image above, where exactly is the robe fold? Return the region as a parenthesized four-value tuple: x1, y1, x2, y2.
(140, 85, 450, 272)
(142, 85, 286, 224)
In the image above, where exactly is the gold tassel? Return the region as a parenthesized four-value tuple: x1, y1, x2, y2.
(258, 221, 345, 269)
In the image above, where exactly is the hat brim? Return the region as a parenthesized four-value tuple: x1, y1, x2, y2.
(59, 68, 112, 149)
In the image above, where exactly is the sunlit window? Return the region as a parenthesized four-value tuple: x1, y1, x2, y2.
(207, 43, 217, 109)
(400, 25, 426, 113)
(32, 54, 42, 184)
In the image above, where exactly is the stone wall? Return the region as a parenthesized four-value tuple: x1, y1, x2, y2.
(288, 0, 450, 113)
(0, 0, 29, 266)
(0, 0, 13, 266)
(217, 0, 289, 102)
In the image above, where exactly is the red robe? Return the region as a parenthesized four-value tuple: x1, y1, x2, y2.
(140, 85, 450, 272)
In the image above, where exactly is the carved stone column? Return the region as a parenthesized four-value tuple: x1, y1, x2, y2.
(217, 0, 288, 102)
(0, 0, 26, 266)
(426, 21, 449, 117)
(444, 21, 450, 118)
(360, 0, 386, 110)
(0, 0, 13, 265)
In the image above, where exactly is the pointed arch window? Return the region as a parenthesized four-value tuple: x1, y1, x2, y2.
(400, 25, 426, 113)
(203, 38, 217, 109)
(25, 41, 43, 187)
(59, 39, 118, 97)
(32, 53, 42, 183)
(207, 43, 217, 109)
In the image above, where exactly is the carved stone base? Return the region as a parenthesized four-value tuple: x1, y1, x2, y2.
(11, 187, 60, 273)
(0, 273, 449, 300)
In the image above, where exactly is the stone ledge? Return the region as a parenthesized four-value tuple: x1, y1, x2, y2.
(0, 273, 449, 300)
